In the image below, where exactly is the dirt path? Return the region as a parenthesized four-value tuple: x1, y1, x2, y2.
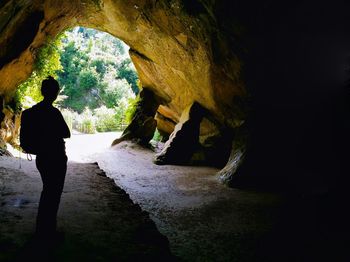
(90, 142, 283, 261)
(2, 135, 340, 261)
(0, 156, 174, 261)
(89, 142, 338, 262)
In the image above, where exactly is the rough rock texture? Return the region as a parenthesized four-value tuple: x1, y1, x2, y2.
(1, 0, 350, 190)
(0, 0, 246, 183)
(0, 95, 19, 155)
(112, 88, 160, 146)
(154, 102, 204, 165)
(0, 0, 81, 99)
(218, 125, 248, 185)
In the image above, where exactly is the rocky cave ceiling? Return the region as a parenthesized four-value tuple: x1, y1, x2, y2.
(1, 0, 350, 189)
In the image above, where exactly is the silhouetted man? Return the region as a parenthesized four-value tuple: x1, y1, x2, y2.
(25, 76, 70, 239)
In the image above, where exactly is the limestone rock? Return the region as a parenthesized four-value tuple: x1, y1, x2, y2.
(218, 127, 248, 186)
(154, 112, 175, 140)
(0, 146, 12, 156)
(0, 95, 20, 152)
(154, 102, 205, 165)
(0, 0, 251, 186)
(195, 128, 233, 168)
(0, 0, 246, 126)
(112, 88, 159, 146)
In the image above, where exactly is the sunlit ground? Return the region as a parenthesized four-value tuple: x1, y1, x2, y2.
(65, 131, 122, 162)
(7, 131, 122, 162)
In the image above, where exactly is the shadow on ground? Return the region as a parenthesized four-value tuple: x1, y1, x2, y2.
(0, 158, 176, 261)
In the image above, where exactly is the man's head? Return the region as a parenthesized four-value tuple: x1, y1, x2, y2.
(41, 76, 60, 103)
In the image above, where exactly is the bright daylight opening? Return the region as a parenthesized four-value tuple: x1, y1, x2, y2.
(9, 27, 140, 162)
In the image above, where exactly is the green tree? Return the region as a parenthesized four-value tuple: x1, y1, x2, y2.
(16, 35, 63, 108)
(117, 59, 139, 94)
(79, 68, 99, 90)
(16, 26, 139, 134)
(94, 106, 118, 132)
(57, 27, 138, 113)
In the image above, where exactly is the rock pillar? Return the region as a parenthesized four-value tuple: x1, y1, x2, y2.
(112, 88, 160, 146)
(154, 102, 205, 165)
(217, 126, 248, 186)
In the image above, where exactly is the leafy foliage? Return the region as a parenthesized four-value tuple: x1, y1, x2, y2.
(94, 106, 120, 132)
(15, 35, 64, 109)
(16, 26, 140, 133)
(61, 105, 129, 134)
(152, 129, 162, 142)
(57, 27, 138, 113)
(79, 108, 96, 134)
(117, 59, 139, 94)
(125, 96, 139, 123)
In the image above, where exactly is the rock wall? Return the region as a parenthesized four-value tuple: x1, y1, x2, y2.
(1, 0, 349, 191)
(0, 95, 18, 156)
(154, 102, 205, 165)
(0, 0, 246, 175)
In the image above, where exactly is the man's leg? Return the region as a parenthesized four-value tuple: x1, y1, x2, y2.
(35, 155, 67, 236)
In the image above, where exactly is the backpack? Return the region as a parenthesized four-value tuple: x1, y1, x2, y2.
(20, 106, 41, 155)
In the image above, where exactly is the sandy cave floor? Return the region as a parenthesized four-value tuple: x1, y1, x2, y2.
(0, 133, 343, 261)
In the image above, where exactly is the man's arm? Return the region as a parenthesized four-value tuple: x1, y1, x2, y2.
(62, 120, 71, 138)
(57, 110, 71, 138)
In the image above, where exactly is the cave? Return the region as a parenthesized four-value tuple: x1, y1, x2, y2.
(1, 0, 350, 261)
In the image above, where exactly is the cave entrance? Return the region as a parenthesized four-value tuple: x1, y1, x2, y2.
(14, 26, 144, 162)
(57, 27, 139, 162)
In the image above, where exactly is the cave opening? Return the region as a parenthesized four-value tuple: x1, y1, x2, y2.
(56, 26, 143, 162)
(9, 26, 166, 162)
(1, 1, 237, 174)
(2, 1, 350, 261)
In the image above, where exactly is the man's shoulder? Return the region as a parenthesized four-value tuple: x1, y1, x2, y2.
(30, 102, 59, 112)
(50, 106, 63, 118)
(22, 103, 48, 121)
(52, 106, 61, 112)
(22, 105, 38, 115)
(22, 103, 62, 119)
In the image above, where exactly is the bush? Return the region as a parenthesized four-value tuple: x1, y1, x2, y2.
(80, 119, 96, 134)
(16, 35, 63, 109)
(79, 68, 99, 90)
(125, 96, 139, 123)
(61, 105, 129, 134)
(75, 107, 96, 134)
(59, 78, 138, 134)
(61, 108, 75, 132)
(94, 106, 118, 132)
(152, 129, 162, 142)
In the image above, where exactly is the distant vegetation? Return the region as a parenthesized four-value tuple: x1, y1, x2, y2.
(16, 27, 139, 133)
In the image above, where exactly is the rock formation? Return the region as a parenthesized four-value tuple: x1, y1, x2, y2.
(1, 0, 350, 190)
(1, 0, 246, 177)
(0, 95, 18, 156)
(112, 88, 160, 146)
(154, 101, 205, 165)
